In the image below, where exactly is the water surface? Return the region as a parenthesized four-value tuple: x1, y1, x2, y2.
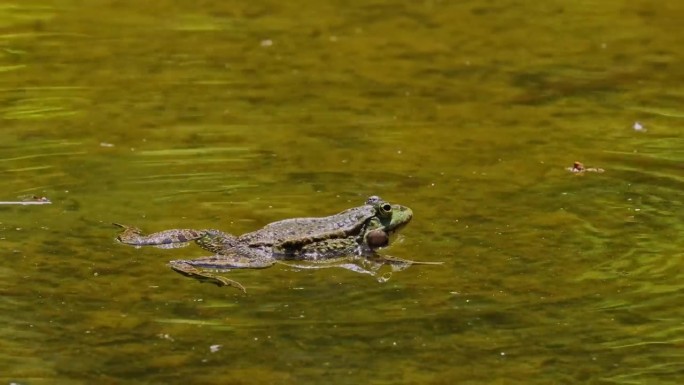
(1, 1, 683, 384)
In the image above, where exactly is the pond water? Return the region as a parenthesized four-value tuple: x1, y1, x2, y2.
(1, 1, 683, 384)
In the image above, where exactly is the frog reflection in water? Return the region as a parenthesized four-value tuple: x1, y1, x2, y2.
(115, 196, 442, 292)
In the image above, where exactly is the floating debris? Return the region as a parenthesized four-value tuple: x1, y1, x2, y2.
(566, 161, 604, 174)
(157, 333, 175, 342)
(633, 121, 646, 132)
(0, 195, 52, 205)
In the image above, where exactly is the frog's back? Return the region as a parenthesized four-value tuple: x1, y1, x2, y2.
(239, 205, 374, 245)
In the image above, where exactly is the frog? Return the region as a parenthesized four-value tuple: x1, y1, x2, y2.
(114, 196, 441, 292)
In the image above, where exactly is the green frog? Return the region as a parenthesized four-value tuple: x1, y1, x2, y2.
(114, 196, 441, 292)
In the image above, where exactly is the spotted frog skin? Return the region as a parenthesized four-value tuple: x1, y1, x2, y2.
(114, 196, 441, 292)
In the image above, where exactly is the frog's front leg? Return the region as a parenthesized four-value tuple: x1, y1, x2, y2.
(114, 223, 208, 249)
(372, 254, 444, 272)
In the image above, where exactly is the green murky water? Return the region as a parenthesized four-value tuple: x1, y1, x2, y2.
(1, 1, 683, 383)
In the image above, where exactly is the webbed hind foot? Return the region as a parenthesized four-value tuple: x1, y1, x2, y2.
(169, 260, 247, 293)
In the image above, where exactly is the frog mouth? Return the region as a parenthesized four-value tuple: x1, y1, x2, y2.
(387, 206, 412, 233)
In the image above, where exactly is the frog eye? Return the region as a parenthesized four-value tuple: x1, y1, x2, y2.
(381, 203, 392, 213)
(366, 196, 381, 205)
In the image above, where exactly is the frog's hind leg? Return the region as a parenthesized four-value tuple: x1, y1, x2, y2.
(169, 259, 247, 292)
(169, 253, 276, 292)
(113, 223, 224, 249)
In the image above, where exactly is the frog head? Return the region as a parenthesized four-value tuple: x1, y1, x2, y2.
(363, 196, 413, 249)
